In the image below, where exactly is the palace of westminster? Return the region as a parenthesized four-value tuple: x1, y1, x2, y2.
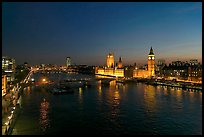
(95, 47, 202, 82)
(96, 47, 156, 78)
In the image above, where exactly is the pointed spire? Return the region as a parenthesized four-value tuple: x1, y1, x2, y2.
(119, 57, 122, 62)
(118, 56, 122, 68)
(149, 46, 154, 55)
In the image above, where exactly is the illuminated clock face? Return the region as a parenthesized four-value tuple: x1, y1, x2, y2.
(152, 56, 154, 60)
(148, 57, 151, 59)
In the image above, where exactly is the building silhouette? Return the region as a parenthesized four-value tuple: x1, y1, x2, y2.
(118, 57, 122, 68)
(66, 57, 71, 67)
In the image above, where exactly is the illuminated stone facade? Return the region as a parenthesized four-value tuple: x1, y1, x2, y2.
(104, 68, 114, 76)
(95, 53, 124, 77)
(133, 47, 155, 78)
(96, 68, 124, 77)
(114, 68, 124, 77)
(96, 48, 155, 78)
(148, 47, 155, 77)
(133, 69, 149, 78)
(107, 53, 114, 68)
(97, 68, 105, 75)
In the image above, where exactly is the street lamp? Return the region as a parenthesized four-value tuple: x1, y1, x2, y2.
(5, 122, 9, 126)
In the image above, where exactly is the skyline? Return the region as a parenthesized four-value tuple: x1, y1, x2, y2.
(2, 2, 202, 66)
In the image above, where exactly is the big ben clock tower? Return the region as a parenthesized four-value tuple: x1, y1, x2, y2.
(148, 47, 155, 77)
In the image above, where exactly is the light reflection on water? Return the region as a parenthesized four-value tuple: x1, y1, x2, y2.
(111, 84, 120, 119)
(12, 72, 202, 135)
(144, 85, 156, 113)
(78, 87, 83, 107)
(39, 98, 50, 132)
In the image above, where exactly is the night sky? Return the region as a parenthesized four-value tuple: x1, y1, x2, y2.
(2, 2, 202, 66)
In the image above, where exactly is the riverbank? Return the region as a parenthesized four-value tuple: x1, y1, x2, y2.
(95, 74, 202, 91)
(122, 78, 202, 91)
(2, 71, 30, 135)
(2, 89, 22, 135)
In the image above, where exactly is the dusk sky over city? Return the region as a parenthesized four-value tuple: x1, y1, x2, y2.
(2, 2, 202, 66)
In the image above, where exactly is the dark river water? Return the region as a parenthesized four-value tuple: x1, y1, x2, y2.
(12, 72, 202, 135)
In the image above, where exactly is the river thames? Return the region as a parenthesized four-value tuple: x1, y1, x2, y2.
(12, 72, 202, 135)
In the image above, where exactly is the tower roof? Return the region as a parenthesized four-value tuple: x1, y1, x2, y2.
(107, 53, 114, 57)
(148, 47, 154, 55)
(119, 57, 122, 62)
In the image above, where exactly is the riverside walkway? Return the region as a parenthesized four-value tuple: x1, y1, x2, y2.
(2, 70, 32, 135)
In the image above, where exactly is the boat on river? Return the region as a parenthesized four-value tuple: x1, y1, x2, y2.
(51, 85, 74, 95)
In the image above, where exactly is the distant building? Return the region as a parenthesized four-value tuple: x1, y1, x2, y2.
(107, 53, 114, 68)
(2, 56, 16, 72)
(2, 56, 16, 82)
(95, 67, 105, 75)
(66, 57, 71, 67)
(156, 59, 166, 77)
(117, 57, 122, 68)
(171, 60, 184, 66)
(104, 68, 114, 76)
(133, 47, 155, 78)
(114, 69, 124, 77)
(161, 61, 189, 80)
(2, 75, 7, 96)
(189, 59, 198, 66)
(148, 46, 155, 76)
(95, 53, 124, 77)
(24, 62, 28, 67)
(161, 59, 202, 82)
(157, 59, 165, 66)
(188, 64, 202, 82)
(97, 47, 156, 78)
(133, 68, 149, 78)
(124, 65, 135, 78)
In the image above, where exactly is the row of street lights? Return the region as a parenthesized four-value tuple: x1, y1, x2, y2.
(4, 106, 16, 135)
(3, 70, 31, 135)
